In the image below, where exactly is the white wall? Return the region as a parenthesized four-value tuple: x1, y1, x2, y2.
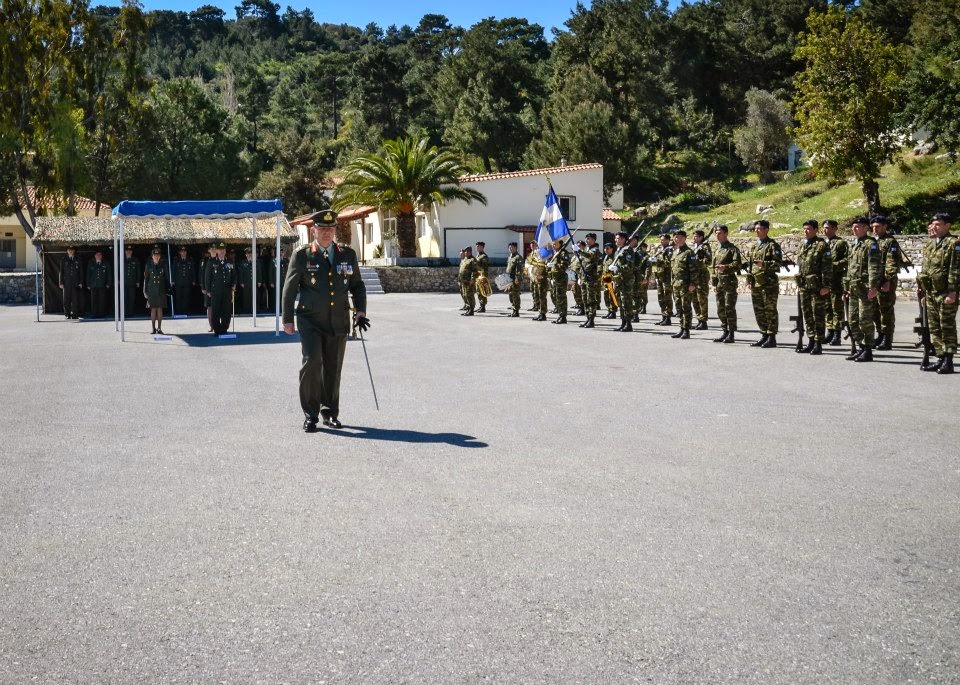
(607, 185, 624, 211)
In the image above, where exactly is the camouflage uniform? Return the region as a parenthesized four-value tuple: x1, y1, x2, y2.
(576, 245, 601, 318)
(671, 243, 697, 332)
(711, 239, 742, 335)
(526, 250, 548, 315)
(475, 251, 490, 310)
(601, 251, 618, 316)
(844, 235, 882, 348)
(547, 248, 570, 318)
(746, 237, 783, 336)
(458, 254, 478, 313)
(570, 252, 584, 312)
(505, 250, 525, 315)
(919, 234, 960, 357)
(796, 236, 833, 342)
(611, 245, 637, 322)
(875, 234, 904, 344)
(825, 235, 849, 341)
(653, 242, 674, 323)
(692, 241, 712, 325)
(634, 248, 653, 316)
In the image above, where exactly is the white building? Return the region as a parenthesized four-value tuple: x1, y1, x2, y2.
(337, 163, 607, 263)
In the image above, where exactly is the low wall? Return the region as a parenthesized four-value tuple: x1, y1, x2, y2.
(0, 272, 39, 304)
(373, 266, 519, 293)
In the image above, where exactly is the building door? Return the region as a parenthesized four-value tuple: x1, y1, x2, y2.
(0, 240, 14, 269)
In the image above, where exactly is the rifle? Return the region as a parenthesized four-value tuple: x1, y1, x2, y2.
(690, 221, 718, 256)
(790, 286, 804, 351)
(842, 296, 856, 356)
(914, 291, 934, 368)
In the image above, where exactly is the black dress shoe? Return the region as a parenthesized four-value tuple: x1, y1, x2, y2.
(323, 416, 343, 428)
(156, 328, 164, 335)
(303, 417, 318, 433)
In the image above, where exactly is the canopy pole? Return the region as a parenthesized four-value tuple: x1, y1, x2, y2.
(119, 219, 126, 342)
(34, 246, 40, 322)
(275, 215, 281, 336)
(167, 242, 175, 319)
(252, 217, 257, 328)
(113, 225, 119, 331)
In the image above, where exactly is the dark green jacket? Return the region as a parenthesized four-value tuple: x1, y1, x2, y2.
(123, 256, 141, 287)
(143, 261, 168, 300)
(670, 243, 697, 288)
(826, 236, 849, 290)
(204, 257, 236, 294)
(846, 237, 882, 290)
(86, 259, 112, 288)
(173, 257, 196, 287)
(282, 242, 366, 335)
(60, 256, 83, 288)
(796, 236, 832, 291)
(505, 252, 524, 281)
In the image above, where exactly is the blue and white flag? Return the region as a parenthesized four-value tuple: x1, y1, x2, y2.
(534, 186, 571, 257)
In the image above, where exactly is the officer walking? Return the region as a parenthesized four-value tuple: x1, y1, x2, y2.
(123, 246, 141, 317)
(843, 217, 882, 362)
(86, 248, 112, 318)
(917, 213, 959, 374)
(172, 245, 196, 316)
(822, 220, 849, 345)
(59, 246, 84, 319)
(504, 241, 524, 317)
(204, 242, 236, 335)
(795, 220, 833, 355)
(282, 210, 368, 432)
(711, 225, 742, 343)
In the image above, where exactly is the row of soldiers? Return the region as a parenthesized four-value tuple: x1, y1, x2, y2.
(455, 212, 959, 375)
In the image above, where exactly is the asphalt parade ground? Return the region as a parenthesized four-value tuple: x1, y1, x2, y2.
(1, 293, 958, 684)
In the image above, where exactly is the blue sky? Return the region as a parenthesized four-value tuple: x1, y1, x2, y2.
(99, 0, 682, 33)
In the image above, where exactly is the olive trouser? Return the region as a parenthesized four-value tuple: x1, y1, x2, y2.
(461, 279, 476, 311)
(477, 276, 488, 306)
(633, 273, 647, 311)
(533, 277, 548, 313)
(693, 270, 710, 321)
(508, 279, 521, 312)
(826, 286, 845, 329)
(799, 288, 827, 340)
(655, 275, 672, 317)
(584, 277, 600, 316)
(876, 278, 897, 337)
(296, 311, 347, 420)
(928, 292, 959, 355)
(210, 288, 233, 334)
(572, 281, 583, 309)
(673, 282, 694, 329)
(615, 274, 635, 318)
(751, 283, 779, 335)
(715, 277, 738, 331)
(848, 286, 877, 346)
(550, 276, 568, 315)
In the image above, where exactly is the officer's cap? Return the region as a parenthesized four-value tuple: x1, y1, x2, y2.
(870, 215, 889, 225)
(475, 241, 485, 247)
(585, 232, 597, 239)
(309, 209, 337, 227)
(179, 245, 187, 251)
(933, 212, 952, 223)
(151, 248, 161, 255)
(244, 246, 252, 253)
(215, 241, 226, 249)
(123, 245, 132, 251)
(615, 231, 628, 240)
(507, 241, 517, 247)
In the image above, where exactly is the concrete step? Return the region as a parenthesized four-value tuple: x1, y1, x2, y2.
(360, 267, 385, 294)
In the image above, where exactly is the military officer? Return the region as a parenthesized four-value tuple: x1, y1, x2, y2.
(578, 233, 601, 328)
(458, 245, 479, 316)
(634, 241, 652, 318)
(59, 246, 84, 319)
(200, 243, 216, 330)
(872, 215, 905, 350)
(123, 245, 141, 317)
(546, 238, 570, 324)
(504, 241, 524, 317)
(843, 217, 882, 362)
(236, 247, 259, 314)
(669, 230, 697, 339)
(691, 229, 712, 329)
(711, 225, 742, 343)
(264, 246, 289, 312)
(204, 241, 236, 335)
(475, 241, 490, 313)
(610, 231, 637, 332)
(282, 210, 368, 432)
(527, 241, 548, 321)
(795, 220, 833, 355)
(653, 233, 673, 326)
(570, 240, 586, 316)
(822, 220, 849, 345)
(85, 248, 112, 318)
(172, 245, 196, 316)
(600, 243, 619, 319)
(143, 247, 168, 335)
(746, 220, 783, 348)
(917, 213, 959, 374)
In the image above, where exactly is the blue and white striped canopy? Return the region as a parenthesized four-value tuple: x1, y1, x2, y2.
(112, 199, 283, 220)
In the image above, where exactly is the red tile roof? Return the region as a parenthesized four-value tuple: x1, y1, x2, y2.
(459, 163, 603, 183)
(290, 205, 376, 226)
(602, 208, 622, 221)
(15, 187, 109, 212)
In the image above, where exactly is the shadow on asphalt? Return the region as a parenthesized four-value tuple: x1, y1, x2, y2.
(322, 425, 488, 448)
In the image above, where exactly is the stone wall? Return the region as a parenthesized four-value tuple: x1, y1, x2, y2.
(0, 272, 38, 304)
(373, 266, 522, 293)
(730, 234, 929, 267)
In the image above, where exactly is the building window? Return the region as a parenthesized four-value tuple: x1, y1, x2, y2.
(417, 214, 428, 238)
(557, 195, 576, 221)
(383, 210, 397, 241)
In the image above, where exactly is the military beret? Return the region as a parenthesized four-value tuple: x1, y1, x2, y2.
(603, 242, 614, 248)
(585, 232, 597, 239)
(616, 231, 628, 239)
(802, 219, 819, 229)
(576, 240, 586, 246)
(870, 215, 889, 225)
(823, 219, 838, 228)
(674, 229, 687, 237)
(852, 216, 869, 225)
(475, 241, 485, 247)
(309, 209, 337, 226)
(508, 241, 517, 247)
(639, 242, 649, 248)
(933, 212, 952, 223)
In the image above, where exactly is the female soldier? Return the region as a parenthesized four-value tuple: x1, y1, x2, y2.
(144, 246, 169, 334)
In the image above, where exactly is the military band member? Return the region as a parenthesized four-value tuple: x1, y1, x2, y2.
(205, 241, 236, 335)
(872, 215, 904, 350)
(578, 233, 601, 328)
(670, 230, 696, 339)
(458, 245, 478, 316)
(85, 248, 112, 319)
(653, 233, 673, 326)
(172, 246, 196, 316)
(601, 243, 618, 319)
(59, 246, 84, 319)
(691, 229, 712, 329)
(505, 241, 524, 317)
(795, 220, 833, 355)
(547, 238, 570, 324)
(610, 231, 637, 332)
(747, 220, 783, 348)
(843, 217, 882, 362)
(711, 225, 742, 343)
(282, 210, 368, 432)
(527, 241, 548, 320)
(264, 246, 289, 312)
(457, 248, 469, 311)
(571, 240, 586, 315)
(144, 247, 168, 334)
(634, 241, 652, 317)
(917, 213, 959, 374)
(123, 246, 141, 317)
(475, 241, 490, 313)
(823, 220, 848, 345)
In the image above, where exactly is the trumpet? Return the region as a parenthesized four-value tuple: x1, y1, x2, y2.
(476, 273, 493, 298)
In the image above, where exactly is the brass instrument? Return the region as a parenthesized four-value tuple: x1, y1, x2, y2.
(476, 273, 493, 298)
(601, 272, 619, 308)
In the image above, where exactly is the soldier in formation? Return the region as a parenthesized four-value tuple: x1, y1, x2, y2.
(86, 248, 112, 319)
(795, 220, 833, 355)
(634, 241, 652, 318)
(711, 225, 741, 343)
(691, 229, 712, 329)
(823, 220, 848, 345)
(264, 246, 289, 312)
(669, 230, 696, 339)
(578, 233, 601, 328)
(123, 245, 141, 317)
(144, 246, 168, 335)
(205, 241, 236, 335)
(458, 245, 478, 316)
(601, 243, 618, 319)
(872, 216, 905, 350)
(475, 242, 490, 313)
(570, 240, 586, 316)
(546, 238, 570, 324)
(843, 217, 882, 362)
(236, 247, 260, 314)
(746, 219, 783, 348)
(610, 231, 636, 332)
(527, 241, 548, 321)
(173, 245, 196, 316)
(59, 246, 84, 319)
(653, 233, 673, 326)
(504, 241, 524, 317)
(918, 213, 959, 374)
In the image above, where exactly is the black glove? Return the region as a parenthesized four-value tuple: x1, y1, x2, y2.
(355, 316, 371, 332)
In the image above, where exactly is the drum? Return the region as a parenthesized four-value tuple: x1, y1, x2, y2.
(494, 273, 514, 291)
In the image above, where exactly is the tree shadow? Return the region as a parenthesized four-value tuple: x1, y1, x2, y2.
(319, 425, 488, 448)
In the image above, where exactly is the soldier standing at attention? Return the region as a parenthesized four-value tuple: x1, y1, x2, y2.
(822, 220, 849, 345)
(578, 233, 601, 328)
(610, 231, 637, 332)
(711, 225, 742, 343)
(527, 241, 548, 321)
(457, 248, 469, 311)
(634, 241, 652, 317)
(547, 238, 570, 324)
(123, 245, 141, 318)
(795, 220, 833, 355)
(85, 248, 112, 319)
(205, 242, 236, 335)
(669, 230, 696, 339)
(201, 243, 216, 331)
(747, 219, 783, 348)
(843, 217, 882, 362)
(504, 241, 524, 317)
(600, 242, 618, 319)
(264, 246, 289, 312)
(173, 245, 195, 316)
(59, 246, 84, 319)
(917, 213, 959, 374)
(237, 247, 257, 314)
(872, 215, 904, 350)
(458, 245, 479, 316)
(282, 210, 368, 432)
(143, 247, 168, 335)
(475, 241, 490, 313)
(653, 232, 673, 326)
(570, 240, 586, 316)
(691, 229, 712, 329)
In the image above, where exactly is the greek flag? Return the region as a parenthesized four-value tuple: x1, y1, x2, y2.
(534, 185, 571, 257)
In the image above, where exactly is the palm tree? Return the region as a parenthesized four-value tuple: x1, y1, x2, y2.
(333, 136, 487, 258)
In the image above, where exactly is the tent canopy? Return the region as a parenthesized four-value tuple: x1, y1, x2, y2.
(112, 199, 283, 220)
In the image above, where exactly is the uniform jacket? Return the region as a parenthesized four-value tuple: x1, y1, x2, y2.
(86, 260, 112, 288)
(692, 241, 712, 274)
(711, 240, 742, 284)
(580, 245, 601, 279)
(747, 238, 783, 287)
(846, 236, 882, 290)
(505, 252, 524, 281)
(876, 235, 905, 284)
(919, 235, 960, 295)
(610, 244, 637, 280)
(173, 257, 196, 287)
(237, 257, 261, 287)
(60, 256, 83, 288)
(653, 245, 673, 278)
(526, 251, 547, 281)
(282, 241, 366, 334)
(124, 256, 141, 287)
(670, 244, 697, 288)
(826, 236, 849, 290)
(265, 256, 289, 287)
(458, 256, 478, 283)
(143, 261, 168, 300)
(475, 252, 489, 278)
(547, 248, 571, 280)
(796, 236, 833, 291)
(204, 257, 236, 293)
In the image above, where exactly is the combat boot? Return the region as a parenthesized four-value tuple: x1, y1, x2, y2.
(830, 329, 843, 346)
(632, 313, 640, 323)
(798, 339, 815, 354)
(810, 341, 823, 355)
(615, 316, 626, 331)
(671, 328, 684, 338)
(638, 305, 647, 314)
(603, 310, 617, 319)
(533, 312, 546, 321)
(679, 328, 690, 339)
(855, 345, 873, 362)
(663, 316, 672, 327)
(876, 336, 892, 351)
(923, 356, 944, 372)
(477, 304, 486, 313)
(713, 329, 728, 343)
(761, 335, 778, 348)
(823, 329, 835, 344)
(751, 334, 769, 347)
(695, 320, 708, 330)
(621, 320, 633, 332)
(937, 354, 954, 374)
(510, 311, 520, 318)
(553, 314, 567, 324)
(723, 331, 735, 344)
(581, 316, 595, 328)
(461, 309, 474, 316)
(575, 307, 585, 316)
(874, 333, 886, 349)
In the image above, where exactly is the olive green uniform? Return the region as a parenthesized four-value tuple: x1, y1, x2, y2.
(173, 255, 196, 315)
(692, 241, 712, 324)
(458, 255, 478, 313)
(143, 260, 169, 309)
(527, 251, 548, 314)
(796, 236, 833, 341)
(122, 255, 141, 317)
(671, 244, 697, 330)
(634, 249, 652, 315)
(475, 252, 490, 308)
(237, 257, 261, 314)
(59, 254, 84, 318)
(264, 254, 289, 312)
(875, 235, 905, 341)
(204, 256, 236, 334)
(86, 258, 112, 318)
(747, 237, 783, 336)
(711, 240, 742, 333)
(282, 241, 366, 421)
(826, 236, 849, 338)
(570, 253, 584, 311)
(547, 248, 570, 316)
(919, 235, 960, 356)
(505, 251, 524, 314)
(653, 244, 673, 320)
(579, 245, 601, 317)
(844, 235, 882, 347)
(610, 245, 637, 320)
